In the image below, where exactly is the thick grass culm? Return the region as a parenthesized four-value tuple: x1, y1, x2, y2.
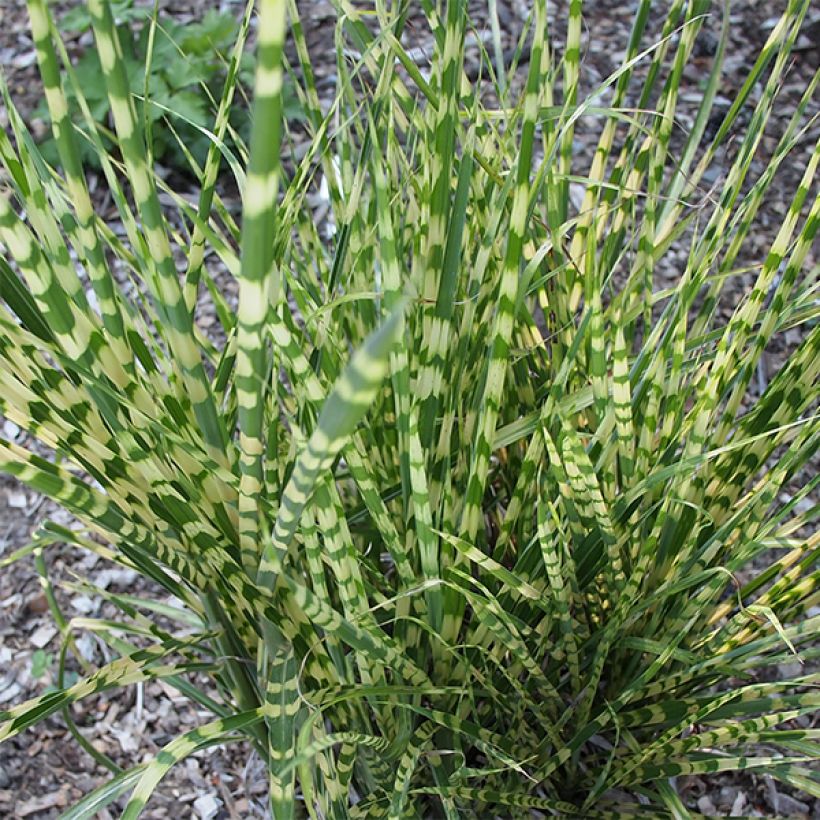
(0, 0, 819, 816)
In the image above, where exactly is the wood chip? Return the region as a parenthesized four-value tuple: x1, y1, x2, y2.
(16, 790, 67, 817)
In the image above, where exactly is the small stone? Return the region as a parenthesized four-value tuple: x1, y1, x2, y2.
(11, 49, 37, 69)
(775, 792, 809, 816)
(30, 624, 57, 649)
(71, 594, 98, 615)
(0, 681, 21, 705)
(7, 491, 27, 509)
(731, 791, 747, 815)
(2, 420, 20, 440)
(94, 568, 138, 590)
(717, 785, 740, 808)
(0, 764, 9, 789)
(75, 633, 98, 662)
(193, 793, 221, 820)
(697, 795, 717, 814)
(779, 661, 803, 678)
(185, 759, 207, 789)
(569, 182, 586, 213)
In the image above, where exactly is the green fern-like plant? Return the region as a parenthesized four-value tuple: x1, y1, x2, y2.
(32, 0, 302, 174)
(0, 0, 818, 816)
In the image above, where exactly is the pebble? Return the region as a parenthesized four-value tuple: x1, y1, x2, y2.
(774, 792, 810, 816)
(193, 793, 221, 820)
(717, 784, 740, 809)
(7, 491, 27, 509)
(731, 791, 747, 815)
(29, 624, 57, 649)
(1, 420, 20, 440)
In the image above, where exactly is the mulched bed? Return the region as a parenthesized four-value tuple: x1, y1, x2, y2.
(0, 0, 818, 816)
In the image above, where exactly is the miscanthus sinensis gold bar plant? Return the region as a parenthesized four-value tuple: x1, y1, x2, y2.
(1, 0, 819, 815)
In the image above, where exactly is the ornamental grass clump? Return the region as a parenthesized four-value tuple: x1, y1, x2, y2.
(0, 0, 818, 816)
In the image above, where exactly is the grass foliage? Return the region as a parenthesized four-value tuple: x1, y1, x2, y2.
(1, 0, 819, 815)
